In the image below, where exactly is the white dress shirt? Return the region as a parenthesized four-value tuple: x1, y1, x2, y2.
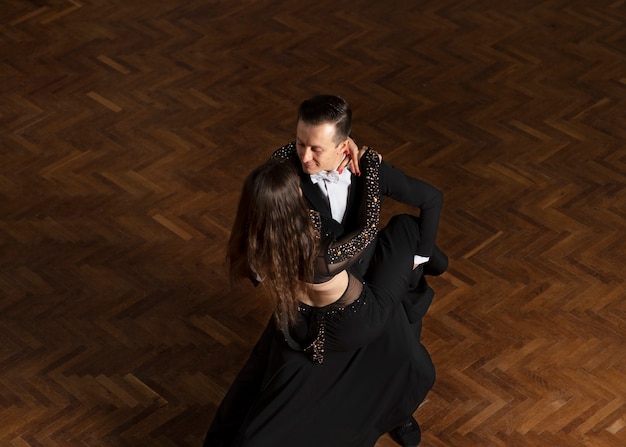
(310, 168, 353, 223)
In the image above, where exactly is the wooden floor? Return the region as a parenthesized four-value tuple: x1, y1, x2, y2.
(2, 0, 625, 445)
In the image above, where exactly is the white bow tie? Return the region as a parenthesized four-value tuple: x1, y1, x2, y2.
(310, 170, 341, 184)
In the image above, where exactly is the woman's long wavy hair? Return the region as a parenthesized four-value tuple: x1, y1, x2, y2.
(228, 159, 318, 328)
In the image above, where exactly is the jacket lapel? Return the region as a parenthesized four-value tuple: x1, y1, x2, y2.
(300, 172, 332, 217)
(341, 173, 363, 231)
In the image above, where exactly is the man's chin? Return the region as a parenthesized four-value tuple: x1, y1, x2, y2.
(302, 166, 320, 175)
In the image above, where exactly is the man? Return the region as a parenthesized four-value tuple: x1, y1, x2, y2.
(271, 94, 447, 278)
(271, 94, 448, 447)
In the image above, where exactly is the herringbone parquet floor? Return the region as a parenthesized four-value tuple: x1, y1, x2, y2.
(1, 0, 625, 446)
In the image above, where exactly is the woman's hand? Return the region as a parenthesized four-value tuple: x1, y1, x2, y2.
(338, 138, 381, 175)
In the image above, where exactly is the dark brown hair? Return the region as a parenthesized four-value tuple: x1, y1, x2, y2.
(298, 94, 352, 145)
(228, 159, 318, 327)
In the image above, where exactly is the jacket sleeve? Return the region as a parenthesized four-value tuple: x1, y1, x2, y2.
(379, 161, 443, 258)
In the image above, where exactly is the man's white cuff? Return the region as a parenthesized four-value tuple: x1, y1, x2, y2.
(413, 255, 430, 266)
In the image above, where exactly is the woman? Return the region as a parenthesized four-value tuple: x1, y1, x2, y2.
(204, 149, 434, 447)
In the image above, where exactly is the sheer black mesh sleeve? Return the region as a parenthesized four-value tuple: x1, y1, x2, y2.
(312, 149, 381, 281)
(271, 141, 297, 160)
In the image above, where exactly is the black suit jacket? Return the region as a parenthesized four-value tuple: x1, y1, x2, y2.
(271, 141, 444, 277)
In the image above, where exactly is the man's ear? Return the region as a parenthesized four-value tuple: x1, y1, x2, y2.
(337, 139, 349, 153)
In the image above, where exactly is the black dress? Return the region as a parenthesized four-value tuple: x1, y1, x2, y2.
(204, 151, 435, 447)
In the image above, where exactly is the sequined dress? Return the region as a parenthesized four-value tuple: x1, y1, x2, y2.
(203, 150, 435, 447)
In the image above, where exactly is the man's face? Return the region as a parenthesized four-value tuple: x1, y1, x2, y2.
(296, 120, 347, 175)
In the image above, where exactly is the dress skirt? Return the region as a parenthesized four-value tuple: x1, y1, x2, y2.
(204, 214, 435, 447)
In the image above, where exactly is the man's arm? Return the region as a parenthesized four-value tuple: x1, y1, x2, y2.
(379, 161, 443, 260)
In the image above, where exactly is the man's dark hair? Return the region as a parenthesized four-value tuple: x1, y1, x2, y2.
(297, 95, 352, 145)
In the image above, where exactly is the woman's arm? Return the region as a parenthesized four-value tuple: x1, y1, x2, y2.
(317, 148, 382, 277)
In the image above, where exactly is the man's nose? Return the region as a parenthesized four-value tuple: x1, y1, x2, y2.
(300, 147, 313, 163)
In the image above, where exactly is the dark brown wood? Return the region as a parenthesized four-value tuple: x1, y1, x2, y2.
(1, 0, 625, 445)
